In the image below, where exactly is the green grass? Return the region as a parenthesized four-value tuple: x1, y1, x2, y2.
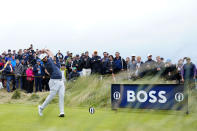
(0, 104, 197, 131)
(0, 74, 197, 131)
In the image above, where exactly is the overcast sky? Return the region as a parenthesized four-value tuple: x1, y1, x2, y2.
(0, 0, 196, 63)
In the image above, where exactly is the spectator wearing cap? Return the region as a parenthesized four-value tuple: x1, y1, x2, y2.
(181, 57, 196, 89)
(91, 51, 102, 74)
(33, 60, 44, 92)
(14, 59, 23, 89)
(113, 52, 127, 73)
(81, 51, 92, 76)
(144, 54, 156, 76)
(26, 64, 34, 93)
(69, 67, 80, 81)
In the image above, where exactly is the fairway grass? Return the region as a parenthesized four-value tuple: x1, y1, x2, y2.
(0, 104, 197, 131)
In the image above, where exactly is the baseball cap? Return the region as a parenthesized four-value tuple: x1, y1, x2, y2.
(39, 53, 47, 60)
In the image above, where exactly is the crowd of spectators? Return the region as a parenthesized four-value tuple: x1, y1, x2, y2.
(0, 44, 196, 93)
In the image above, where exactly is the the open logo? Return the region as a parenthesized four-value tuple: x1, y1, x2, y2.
(175, 93, 184, 102)
(113, 91, 120, 100)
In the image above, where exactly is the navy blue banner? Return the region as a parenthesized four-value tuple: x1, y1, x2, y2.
(111, 84, 188, 110)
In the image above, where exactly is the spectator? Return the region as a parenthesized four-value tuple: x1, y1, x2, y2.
(144, 54, 156, 76)
(69, 67, 80, 81)
(64, 51, 70, 62)
(101, 52, 110, 75)
(21, 59, 28, 91)
(33, 60, 43, 92)
(72, 54, 82, 72)
(26, 64, 34, 93)
(60, 64, 67, 82)
(109, 55, 115, 74)
(181, 57, 196, 89)
(135, 56, 144, 77)
(4, 60, 15, 92)
(56, 50, 64, 64)
(163, 59, 177, 80)
(155, 56, 165, 76)
(91, 51, 102, 74)
(176, 59, 184, 83)
(42, 67, 50, 91)
(113, 52, 127, 73)
(0, 58, 6, 87)
(14, 59, 23, 89)
(66, 58, 73, 76)
(127, 55, 137, 78)
(81, 51, 92, 76)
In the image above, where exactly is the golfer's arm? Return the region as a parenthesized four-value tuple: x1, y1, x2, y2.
(45, 49, 54, 60)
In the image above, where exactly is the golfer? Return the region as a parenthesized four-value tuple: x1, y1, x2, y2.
(38, 49, 65, 117)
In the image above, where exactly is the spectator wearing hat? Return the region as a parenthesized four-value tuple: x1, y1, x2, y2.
(26, 64, 34, 93)
(69, 67, 80, 81)
(81, 51, 92, 76)
(181, 57, 196, 89)
(91, 51, 102, 74)
(33, 60, 44, 92)
(113, 52, 127, 73)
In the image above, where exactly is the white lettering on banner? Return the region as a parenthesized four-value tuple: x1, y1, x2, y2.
(127, 91, 136, 102)
(127, 90, 167, 104)
(158, 91, 167, 103)
(136, 91, 148, 102)
(149, 91, 157, 103)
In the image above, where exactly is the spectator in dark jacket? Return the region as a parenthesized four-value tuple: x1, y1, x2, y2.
(101, 52, 110, 75)
(181, 57, 196, 89)
(81, 51, 92, 76)
(113, 52, 127, 73)
(72, 55, 82, 72)
(91, 51, 102, 74)
(14, 59, 23, 89)
(21, 59, 28, 90)
(33, 60, 44, 92)
(144, 54, 156, 76)
(4, 60, 15, 92)
(56, 50, 64, 64)
(69, 67, 80, 81)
